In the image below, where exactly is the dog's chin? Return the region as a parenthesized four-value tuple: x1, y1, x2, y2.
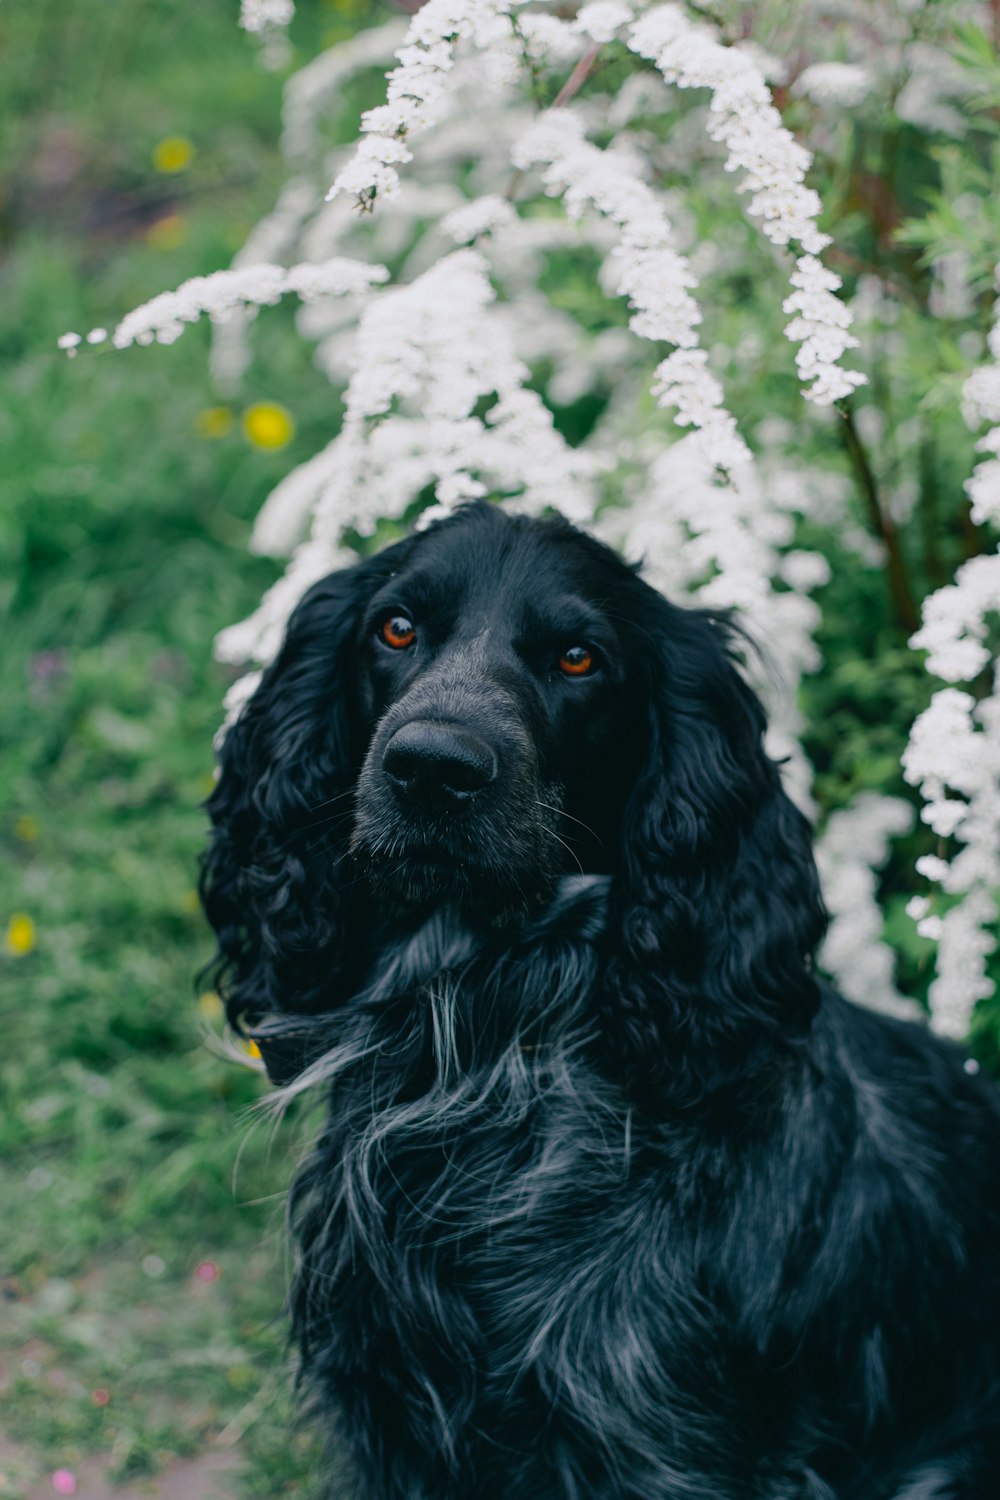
(354, 835, 555, 927)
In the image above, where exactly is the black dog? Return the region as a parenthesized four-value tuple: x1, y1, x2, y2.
(202, 501, 999, 1499)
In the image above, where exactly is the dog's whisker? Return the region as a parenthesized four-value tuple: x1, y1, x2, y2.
(531, 798, 602, 845)
(537, 823, 584, 876)
(307, 788, 356, 815)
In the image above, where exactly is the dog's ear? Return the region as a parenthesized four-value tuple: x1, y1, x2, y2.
(201, 555, 391, 1033)
(605, 589, 827, 1104)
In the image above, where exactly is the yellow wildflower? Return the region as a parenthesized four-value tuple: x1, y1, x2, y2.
(243, 402, 295, 451)
(145, 213, 187, 251)
(195, 406, 233, 440)
(197, 991, 224, 1021)
(14, 815, 39, 842)
(153, 136, 194, 174)
(5, 913, 36, 957)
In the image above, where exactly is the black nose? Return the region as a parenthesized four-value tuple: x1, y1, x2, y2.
(383, 722, 498, 807)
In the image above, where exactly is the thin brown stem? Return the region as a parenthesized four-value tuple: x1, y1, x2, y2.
(550, 42, 603, 109)
(503, 42, 605, 204)
(838, 403, 919, 635)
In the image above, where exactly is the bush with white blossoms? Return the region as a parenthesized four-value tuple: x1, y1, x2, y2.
(75, 0, 1000, 1052)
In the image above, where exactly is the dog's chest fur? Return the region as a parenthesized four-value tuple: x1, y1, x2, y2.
(285, 887, 922, 1500)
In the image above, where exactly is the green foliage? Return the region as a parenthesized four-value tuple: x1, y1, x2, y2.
(0, 2, 371, 1494)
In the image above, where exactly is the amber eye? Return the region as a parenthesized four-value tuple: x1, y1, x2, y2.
(558, 645, 594, 676)
(381, 614, 416, 649)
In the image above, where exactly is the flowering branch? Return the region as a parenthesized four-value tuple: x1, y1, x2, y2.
(902, 263, 1000, 1037)
(328, 0, 517, 211)
(92, 259, 389, 349)
(627, 4, 866, 406)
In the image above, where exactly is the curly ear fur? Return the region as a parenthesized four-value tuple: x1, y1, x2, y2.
(201, 553, 400, 1031)
(605, 590, 828, 1106)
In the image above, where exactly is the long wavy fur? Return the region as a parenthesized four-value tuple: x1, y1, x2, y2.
(201, 502, 1000, 1500)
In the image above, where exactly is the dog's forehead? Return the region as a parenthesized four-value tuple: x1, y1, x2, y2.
(395, 514, 617, 618)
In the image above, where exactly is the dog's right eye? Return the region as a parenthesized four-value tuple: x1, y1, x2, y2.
(381, 615, 416, 649)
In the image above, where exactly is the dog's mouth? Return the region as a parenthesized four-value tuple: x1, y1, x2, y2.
(352, 828, 528, 912)
(351, 801, 566, 921)
(362, 845, 489, 904)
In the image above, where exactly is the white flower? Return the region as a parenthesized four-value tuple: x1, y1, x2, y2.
(909, 554, 1000, 684)
(513, 110, 740, 458)
(215, 670, 264, 748)
(215, 537, 353, 668)
(795, 62, 873, 109)
(515, 14, 583, 68)
(282, 22, 407, 162)
(249, 437, 350, 558)
(780, 550, 831, 593)
(329, 0, 517, 207)
(966, 452, 1000, 528)
(903, 651, 1000, 1034)
(815, 794, 920, 1020)
(575, 2, 633, 45)
(627, 4, 864, 405)
(928, 892, 997, 1039)
(442, 194, 515, 244)
(962, 365, 1000, 429)
(105, 258, 388, 349)
(240, 0, 294, 34)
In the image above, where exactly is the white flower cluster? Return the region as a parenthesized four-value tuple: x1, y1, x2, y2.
(901, 267, 1000, 1037)
(962, 271, 1000, 528)
(815, 794, 920, 1020)
(575, 1, 633, 45)
(329, 0, 517, 209)
(627, 4, 866, 404)
(515, 11, 585, 67)
(910, 554, 1000, 686)
(512, 111, 739, 446)
(782, 256, 865, 407)
(794, 62, 873, 109)
(282, 21, 408, 162)
(99, 259, 388, 349)
(240, 0, 294, 33)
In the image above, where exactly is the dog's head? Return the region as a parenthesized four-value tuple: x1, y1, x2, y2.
(349, 506, 644, 916)
(203, 501, 825, 1095)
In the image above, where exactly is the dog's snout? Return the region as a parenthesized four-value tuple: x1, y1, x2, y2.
(383, 721, 498, 807)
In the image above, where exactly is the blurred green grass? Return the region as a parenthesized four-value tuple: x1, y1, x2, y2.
(0, 2, 374, 1494)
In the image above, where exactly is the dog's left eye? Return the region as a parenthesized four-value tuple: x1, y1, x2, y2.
(381, 615, 416, 649)
(558, 646, 594, 676)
